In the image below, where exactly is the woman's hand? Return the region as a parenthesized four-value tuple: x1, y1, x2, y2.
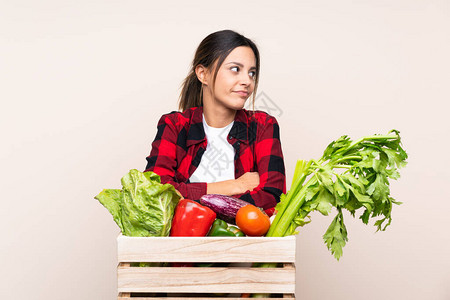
(235, 172, 260, 194)
(206, 172, 260, 196)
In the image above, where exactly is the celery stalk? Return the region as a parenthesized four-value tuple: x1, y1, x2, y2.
(265, 130, 408, 259)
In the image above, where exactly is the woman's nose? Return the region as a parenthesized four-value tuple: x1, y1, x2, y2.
(239, 72, 252, 86)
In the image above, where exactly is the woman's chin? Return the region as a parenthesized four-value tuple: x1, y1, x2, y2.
(214, 96, 248, 111)
(227, 99, 247, 110)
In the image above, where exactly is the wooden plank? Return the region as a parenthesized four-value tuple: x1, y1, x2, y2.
(118, 263, 131, 299)
(118, 297, 294, 300)
(117, 236, 296, 263)
(118, 266, 295, 294)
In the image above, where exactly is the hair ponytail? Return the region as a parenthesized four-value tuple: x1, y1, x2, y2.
(178, 70, 203, 112)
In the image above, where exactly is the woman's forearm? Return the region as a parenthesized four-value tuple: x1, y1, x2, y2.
(206, 172, 260, 196)
(206, 179, 242, 196)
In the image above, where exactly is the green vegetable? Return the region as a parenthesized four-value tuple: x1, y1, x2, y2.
(228, 225, 246, 237)
(95, 169, 181, 237)
(267, 130, 408, 260)
(208, 219, 245, 237)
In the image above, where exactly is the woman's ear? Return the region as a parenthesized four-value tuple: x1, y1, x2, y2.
(195, 65, 208, 86)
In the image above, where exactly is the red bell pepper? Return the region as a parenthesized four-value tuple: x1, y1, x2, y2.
(170, 199, 216, 237)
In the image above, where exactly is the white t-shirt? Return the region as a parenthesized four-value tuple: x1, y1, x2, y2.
(189, 114, 235, 183)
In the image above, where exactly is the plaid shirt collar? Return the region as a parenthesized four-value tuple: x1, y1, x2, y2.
(186, 106, 250, 147)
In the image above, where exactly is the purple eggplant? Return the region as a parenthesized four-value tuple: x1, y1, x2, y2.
(200, 194, 250, 224)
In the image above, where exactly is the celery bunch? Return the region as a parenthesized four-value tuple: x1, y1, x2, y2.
(267, 130, 408, 260)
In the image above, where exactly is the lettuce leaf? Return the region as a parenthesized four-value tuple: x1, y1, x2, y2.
(95, 169, 181, 237)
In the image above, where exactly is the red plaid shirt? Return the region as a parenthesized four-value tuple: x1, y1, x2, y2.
(144, 106, 286, 210)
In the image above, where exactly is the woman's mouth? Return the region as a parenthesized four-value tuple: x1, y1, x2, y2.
(234, 91, 249, 97)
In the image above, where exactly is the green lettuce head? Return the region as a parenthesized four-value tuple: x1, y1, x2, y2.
(95, 169, 181, 237)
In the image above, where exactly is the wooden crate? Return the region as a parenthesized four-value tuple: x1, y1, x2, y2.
(117, 235, 296, 299)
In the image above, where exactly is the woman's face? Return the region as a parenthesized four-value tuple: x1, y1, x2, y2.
(206, 46, 257, 111)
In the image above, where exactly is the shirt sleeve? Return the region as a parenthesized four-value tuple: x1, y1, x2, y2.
(144, 114, 207, 200)
(235, 115, 286, 210)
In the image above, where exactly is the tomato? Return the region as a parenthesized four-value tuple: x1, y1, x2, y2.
(235, 205, 270, 236)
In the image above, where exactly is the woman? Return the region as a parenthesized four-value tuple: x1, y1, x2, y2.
(145, 29, 285, 210)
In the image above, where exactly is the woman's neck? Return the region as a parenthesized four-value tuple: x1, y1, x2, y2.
(202, 101, 236, 128)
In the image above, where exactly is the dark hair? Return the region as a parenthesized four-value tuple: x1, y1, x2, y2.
(178, 30, 260, 112)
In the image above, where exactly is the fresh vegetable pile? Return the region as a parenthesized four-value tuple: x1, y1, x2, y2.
(95, 130, 407, 261)
(95, 169, 255, 238)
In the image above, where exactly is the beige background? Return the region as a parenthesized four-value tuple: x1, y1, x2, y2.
(1, 0, 449, 299)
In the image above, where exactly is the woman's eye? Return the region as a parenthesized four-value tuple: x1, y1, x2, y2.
(230, 66, 256, 79)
